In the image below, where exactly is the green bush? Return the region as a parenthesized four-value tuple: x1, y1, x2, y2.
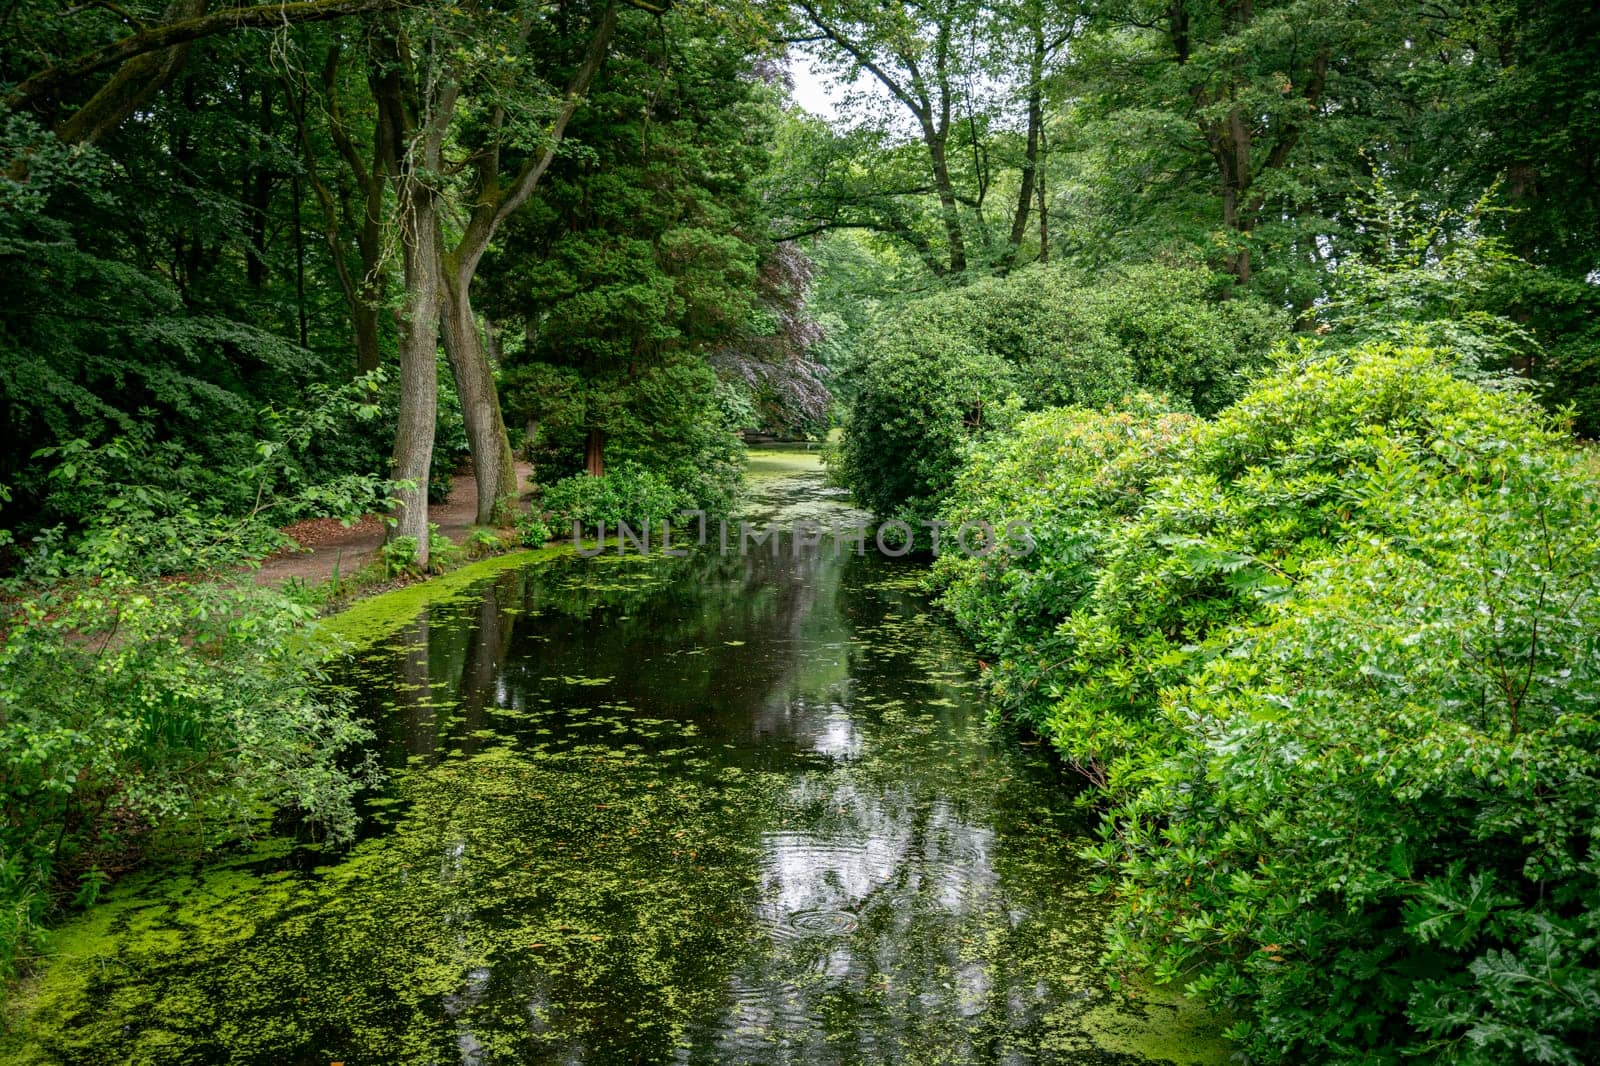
(0, 387, 390, 978)
(0, 574, 373, 980)
(932, 395, 1196, 658)
(514, 512, 553, 547)
(541, 462, 695, 534)
(1013, 344, 1568, 775)
(1090, 439, 1600, 1064)
(834, 262, 1283, 521)
(936, 340, 1600, 1061)
(465, 526, 507, 558)
(832, 325, 1016, 521)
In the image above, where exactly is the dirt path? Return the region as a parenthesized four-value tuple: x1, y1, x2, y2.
(253, 462, 533, 587)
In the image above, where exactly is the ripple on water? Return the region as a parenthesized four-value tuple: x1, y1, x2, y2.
(785, 907, 860, 936)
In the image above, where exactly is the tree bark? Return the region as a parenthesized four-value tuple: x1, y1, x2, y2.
(585, 428, 606, 478)
(440, 266, 519, 525)
(438, 1, 619, 524)
(1004, 10, 1045, 273)
(1036, 123, 1049, 262)
(925, 132, 967, 274)
(388, 186, 443, 567)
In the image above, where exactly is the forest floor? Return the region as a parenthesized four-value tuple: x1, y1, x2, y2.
(253, 461, 534, 587)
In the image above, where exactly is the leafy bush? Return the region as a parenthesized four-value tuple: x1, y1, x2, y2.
(514, 512, 553, 547)
(465, 526, 507, 558)
(0, 560, 375, 981)
(380, 525, 464, 576)
(834, 262, 1283, 520)
(1091, 439, 1600, 1064)
(932, 395, 1196, 657)
(832, 325, 1016, 521)
(0, 575, 373, 980)
(1006, 344, 1569, 776)
(937, 339, 1600, 1061)
(0, 386, 391, 978)
(541, 462, 695, 533)
(379, 535, 420, 576)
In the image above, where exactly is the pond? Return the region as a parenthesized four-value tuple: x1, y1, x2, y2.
(2, 452, 1225, 1065)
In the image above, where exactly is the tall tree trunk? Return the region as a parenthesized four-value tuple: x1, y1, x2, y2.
(1037, 125, 1049, 262)
(243, 79, 272, 287)
(1004, 13, 1045, 273)
(440, 264, 518, 526)
(585, 428, 605, 478)
(292, 173, 308, 347)
(436, 1, 619, 520)
(388, 186, 443, 567)
(926, 133, 967, 273)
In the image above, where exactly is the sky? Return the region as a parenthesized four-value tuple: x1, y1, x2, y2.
(787, 48, 847, 120)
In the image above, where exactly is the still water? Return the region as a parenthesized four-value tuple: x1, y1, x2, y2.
(3, 453, 1223, 1065)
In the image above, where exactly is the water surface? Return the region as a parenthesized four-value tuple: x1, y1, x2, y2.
(3, 453, 1224, 1065)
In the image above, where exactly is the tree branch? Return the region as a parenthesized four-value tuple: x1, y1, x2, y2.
(9, 0, 409, 113)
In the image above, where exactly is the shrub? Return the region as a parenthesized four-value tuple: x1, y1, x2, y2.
(541, 462, 695, 533)
(509, 358, 745, 521)
(1018, 344, 1570, 775)
(831, 325, 1016, 522)
(833, 262, 1283, 521)
(514, 512, 553, 547)
(379, 535, 420, 577)
(939, 338, 1600, 1062)
(0, 574, 372, 981)
(0, 393, 384, 979)
(932, 395, 1196, 658)
(464, 526, 507, 559)
(1091, 438, 1600, 1063)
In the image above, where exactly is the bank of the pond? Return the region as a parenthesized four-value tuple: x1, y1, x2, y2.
(314, 542, 573, 650)
(3, 452, 1231, 1064)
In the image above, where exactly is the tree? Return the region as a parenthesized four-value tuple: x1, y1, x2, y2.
(788, 0, 987, 274)
(483, 9, 778, 490)
(5, 0, 409, 148)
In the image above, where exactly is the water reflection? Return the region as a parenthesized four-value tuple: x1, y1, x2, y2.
(8, 456, 1225, 1065)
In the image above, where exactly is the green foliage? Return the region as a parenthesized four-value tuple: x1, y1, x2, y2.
(508, 358, 745, 520)
(19, 374, 390, 579)
(429, 363, 470, 506)
(0, 115, 353, 532)
(426, 526, 464, 574)
(513, 512, 553, 548)
(932, 396, 1197, 662)
(1090, 438, 1600, 1064)
(1021, 345, 1567, 773)
(937, 338, 1600, 1061)
(541, 463, 696, 534)
(379, 536, 421, 578)
(832, 322, 1016, 522)
(835, 262, 1283, 520)
(0, 552, 375, 983)
(484, 9, 778, 504)
(1315, 182, 1600, 436)
(464, 526, 507, 559)
(381, 526, 464, 578)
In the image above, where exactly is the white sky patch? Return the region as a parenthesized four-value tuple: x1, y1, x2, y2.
(786, 48, 846, 119)
(786, 47, 902, 127)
